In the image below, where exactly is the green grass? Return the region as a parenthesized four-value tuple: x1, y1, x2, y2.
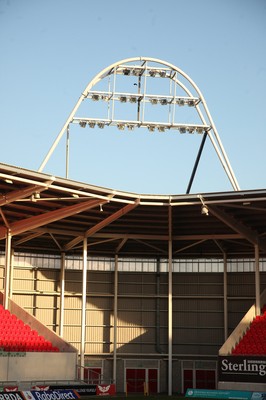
(88, 396, 186, 400)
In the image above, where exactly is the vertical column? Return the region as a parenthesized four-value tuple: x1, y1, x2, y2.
(66, 125, 70, 179)
(59, 252, 66, 337)
(80, 237, 88, 380)
(4, 230, 12, 310)
(9, 249, 14, 300)
(223, 253, 228, 341)
(113, 254, 118, 385)
(168, 205, 173, 396)
(255, 244, 260, 316)
(156, 258, 162, 354)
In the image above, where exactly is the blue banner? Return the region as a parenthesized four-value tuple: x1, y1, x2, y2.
(185, 388, 252, 399)
(22, 390, 80, 400)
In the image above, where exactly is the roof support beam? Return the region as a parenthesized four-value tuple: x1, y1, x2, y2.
(14, 232, 44, 246)
(0, 199, 103, 240)
(134, 238, 167, 255)
(63, 199, 140, 251)
(0, 182, 53, 206)
(115, 238, 128, 254)
(208, 204, 266, 252)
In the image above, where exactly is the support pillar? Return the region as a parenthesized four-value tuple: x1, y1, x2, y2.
(255, 244, 260, 316)
(168, 205, 173, 396)
(113, 254, 118, 385)
(59, 252, 66, 337)
(80, 238, 88, 380)
(4, 231, 12, 310)
(9, 249, 14, 300)
(223, 253, 228, 341)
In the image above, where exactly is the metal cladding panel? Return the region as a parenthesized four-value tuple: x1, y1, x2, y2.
(87, 297, 113, 310)
(173, 327, 224, 343)
(228, 272, 256, 297)
(35, 269, 59, 292)
(173, 274, 224, 296)
(86, 308, 111, 327)
(64, 325, 81, 343)
(12, 268, 36, 291)
(12, 293, 34, 310)
(173, 343, 219, 355)
(87, 280, 114, 295)
(172, 310, 223, 327)
(118, 273, 157, 295)
(86, 326, 105, 342)
(64, 296, 83, 309)
(118, 297, 143, 310)
(117, 325, 146, 343)
(87, 271, 114, 295)
(65, 270, 83, 293)
(85, 343, 110, 354)
(117, 310, 155, 327)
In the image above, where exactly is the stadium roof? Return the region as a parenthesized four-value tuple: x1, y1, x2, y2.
(0, 162, 266, 259)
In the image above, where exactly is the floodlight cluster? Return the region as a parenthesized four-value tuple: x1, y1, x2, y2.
(121, 67, 170, 78)
(78, 119, 206, 134)
(88, 91, 199, 107)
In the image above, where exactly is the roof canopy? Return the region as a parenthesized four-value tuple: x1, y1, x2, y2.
(0, 163, 265, 259)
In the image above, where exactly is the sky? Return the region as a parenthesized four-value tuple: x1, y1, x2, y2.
(0, 0, 266, 195)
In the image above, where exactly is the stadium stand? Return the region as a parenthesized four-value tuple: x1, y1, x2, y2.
(232, 304, 266, 355)
(0, 304, 59, 352)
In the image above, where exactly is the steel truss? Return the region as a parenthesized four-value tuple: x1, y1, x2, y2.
(38, 57, 240, 192)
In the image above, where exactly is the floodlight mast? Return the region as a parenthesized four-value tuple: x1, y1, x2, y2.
(38, 56, 240, 192)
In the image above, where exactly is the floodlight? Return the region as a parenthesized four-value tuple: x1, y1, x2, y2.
(101, 95, 109, 101)
(92, 94, 100, 101)
(201, 205, 209, 216)
(88, 121, 96, 128)
(160, 99, 168, 105)
(127, 124, 135, 131)
(129, 96, 137, 103)
(117, 123, 125, 130)
(198, 194, 209, 216)
(132, 68, 142, 76)
(79, 121, 87, 128)
(119, 96, 127, 103)
(97, 122, 105, 129)
(158, 126, 165, 132)
(148, 125, 156, 132)
(150, 98, 158, 105)
(187, 100, 195, 107)
(149, 70, 157, 77)
(178, 99, 185, 106)
(179, 127, 186, 134)
(196, 127, 204, 134)
(123, 68, 130, 75)
(159, 71, 166, 78)
(187, 127, 195, 134)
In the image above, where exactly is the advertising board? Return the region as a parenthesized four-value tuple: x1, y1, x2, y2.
(218, 356, 266, 384)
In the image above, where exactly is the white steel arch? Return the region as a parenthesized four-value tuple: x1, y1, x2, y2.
(38, 57, 240, 192)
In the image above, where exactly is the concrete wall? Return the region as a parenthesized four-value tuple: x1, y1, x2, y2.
(0, 352, 77, 382)
(218, 380, 266, 392)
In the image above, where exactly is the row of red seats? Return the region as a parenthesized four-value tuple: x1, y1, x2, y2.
(0, 304, 59, 352)
(232, 304, 266, 355)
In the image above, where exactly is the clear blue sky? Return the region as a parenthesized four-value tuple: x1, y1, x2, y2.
(1, 0, 266, 195)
